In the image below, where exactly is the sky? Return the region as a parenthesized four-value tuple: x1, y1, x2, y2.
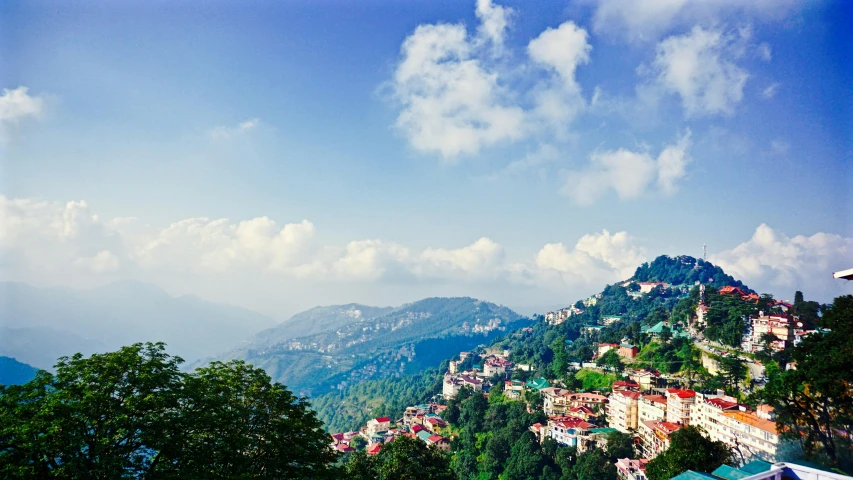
(1, 0, 851, 319)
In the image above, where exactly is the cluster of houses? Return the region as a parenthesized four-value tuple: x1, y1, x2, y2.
(329, 403, 452, 456)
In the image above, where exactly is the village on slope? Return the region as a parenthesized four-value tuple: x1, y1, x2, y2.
(328, 274, 847, 479)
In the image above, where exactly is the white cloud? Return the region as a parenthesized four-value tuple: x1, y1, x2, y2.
(535, 229, 647, 286)
(475, 0, 513, 50)
(651, 26, 749, 117)
(418, 237, 505, 279)
(563, 130, 691, 204)
(587, 0, 804, 42)
(390, 21, 526, 159)
(73, 251, 121, 273)
(528, 22, 593, 132)
(756, 42, 772, 62)
(209, 118, 260, 141)
(0, 86, 45, 122)
(762, 82, 780, 99)
(711, 224, 853, 302)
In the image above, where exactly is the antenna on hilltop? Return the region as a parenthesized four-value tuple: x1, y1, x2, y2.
(703, 244, 707, 262)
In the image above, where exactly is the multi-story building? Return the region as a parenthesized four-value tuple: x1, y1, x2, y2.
(598, 343, 619, 356)
(750, 313, 794, 352)
(483, 357, 512, 376)
(716, 409, 785, 463)
(608, 390, 641, 433)
(615, 458, 650, 480)
(691, 393, 739, 439)
(442, 373, 482, 399)
(639, 420, 682, 458)
(365, 417, 391, 437)
(665, 389, 696, 425)
(547, 416, 595, 448)
(638, 394, 667, 424)
(541, 389, 608, 416)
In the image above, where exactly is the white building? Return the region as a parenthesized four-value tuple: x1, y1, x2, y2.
(608, 390, 641, 433)
(665, 389, 696, 425)
(638, 394, 667, 424)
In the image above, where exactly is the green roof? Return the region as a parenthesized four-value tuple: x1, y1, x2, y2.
(525, 378, 550, 390)
(588, 428, 617, 434)
(712, 465, 750, 479)
(416, 431, 431, 441)
(670, 471, 720, 480)
(740, 460, 773, 474)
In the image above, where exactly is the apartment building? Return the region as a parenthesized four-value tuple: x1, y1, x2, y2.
(608, 390, 641, 433)
(639, 420, 681, 458)
(665, 389, 696, 425)
(638, 394, 667, 424)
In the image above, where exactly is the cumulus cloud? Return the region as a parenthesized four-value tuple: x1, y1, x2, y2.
(73, 251, 121, 273)
(651, 26, 749, 117)
(587, 0, 804, 41)
(387, 2, 595, 159)
(209, 118, 260, 141)
(562, 130, 692, 204)
(535, 230, 647, 286)
(528, 21, 593, 132)
(0, 86, 46, 142)
(711, 224, 853, 301)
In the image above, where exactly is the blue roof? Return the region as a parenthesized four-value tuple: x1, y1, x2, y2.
(712, 465, 750, 479)
(670, 471, 720, 480)
(740, 460, 773, 474)
(416, 430, 431, 441)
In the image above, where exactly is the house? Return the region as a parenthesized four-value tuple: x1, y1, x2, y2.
(602, 315, 622, 326)
(618, 343, 639, 359)
(484, 357, 512, 376)
(639, 420, 681, 458)
(426, 434, 451, 451)
(695, 303, 709, 325)
(638, 282, 667, 293)
(608, 390, 641, 433)
(673, 461, 853, 480)
(615, 458, 650, 480)
(366, 443, 382, 455)
(598, 343, 619, 356)
(335, 443, 354, 453)
(366, 417, 391, 436)
(665, 389, 696, 425)
(638, 394, 667, 424)
(449, 360, 461, 373)
(442, 373, 483, 399)
(568, 405, 598, 422)
(642, 321, 690, 339)
(628, 369, 661, 390)
(612, 381, 640, 392)
(548, 417, 595, 448)
(750, 314, 794, 352)
(424, 415, 447, 433)
(525, 377, 550, 390)
(529, 422, 547, 443)
(691, 393, 739, 441)
(716, 410, 786, 463)
(504, 380, 525, 399)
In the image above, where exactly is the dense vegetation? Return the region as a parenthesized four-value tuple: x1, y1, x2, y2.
(344, 435, 454, 480)
(645, 426, 737, 480)
(213, 297, 530, 396)
(0, 343, 337, 479)
(632, 255, 751, 291)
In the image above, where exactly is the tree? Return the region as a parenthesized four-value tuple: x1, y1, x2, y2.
(350, 436, 368, 451)
(660, 326, 673, 344)
(551, 336, 570, 380)
(718, 356, 747, 392)
(604, 431, 636, 461)
(0, 343, 339, 480)
(596, 349, 624, 373)
(645, 426, 736, 480)
(570, 448, 617, 480)
(503, 432, 546, 480)
(354, 436, 453, 480)
(756, 295, 853, 473)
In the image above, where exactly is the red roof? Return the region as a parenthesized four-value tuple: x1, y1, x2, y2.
(427, 434, 446, 443)
(374, 417, 390, 423)
(366, 444, 382, 455)
(667, 389, 696, 399)
(619, 390, 642, 400)
(335, 444, 354, 452)
(613, 381, 639, 388)
(642, 394, 667, 405)
(599, 342, 619, 347)
(569, 405, 596, 415)
(705, 397, 739, 410)
(411, 424, 425, 432)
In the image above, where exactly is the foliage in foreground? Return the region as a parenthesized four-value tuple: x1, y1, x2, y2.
(0, 342, 338, 479)
(645, 425, 736, 480)
(344, 435, 454, 480)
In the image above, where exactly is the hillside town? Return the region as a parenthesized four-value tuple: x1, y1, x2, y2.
(328, 270, 851, 480)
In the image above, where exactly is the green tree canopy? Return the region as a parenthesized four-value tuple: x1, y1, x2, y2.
(645, 425, 736, 480)
(0, 343, 338, 480)
(344, 435, 453, 480)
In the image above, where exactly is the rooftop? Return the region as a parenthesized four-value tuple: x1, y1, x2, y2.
(721, 410, 777, 434)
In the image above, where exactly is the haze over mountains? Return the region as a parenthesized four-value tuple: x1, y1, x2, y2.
(0, 281, 275, 369)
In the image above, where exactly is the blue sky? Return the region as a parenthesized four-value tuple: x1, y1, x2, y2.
(1, 0, 851, 317)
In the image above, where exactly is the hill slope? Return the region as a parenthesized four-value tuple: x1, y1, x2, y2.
(0, 356, 39, 386)
(0, 281, 276, 368)
(213, 297, 530, 396)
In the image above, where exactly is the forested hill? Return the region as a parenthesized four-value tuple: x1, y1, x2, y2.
(632, 255, 753, 292)
(210, 297, 530, 397)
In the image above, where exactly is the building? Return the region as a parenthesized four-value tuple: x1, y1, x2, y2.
(483, 357, 512, 376)
(615, 458, 650, 480)
(638, 394, 667, 424)
(426, 434, 451, 451)
(424, 415, 447, 433)
(608, 390, 641, 433)
(672, 460, 853, 480)
(547, 416, 595, 448)
(504, 380, 525, 399)
(717, 410, 785, 463)
(525, 377, 550, 390)
(365, 417, 391, 436)
(618, 343, 639, 359)
(665, 389, 696, 425)
(750, 314, 794, 352)
(639, 282, 667, 293)
(691, 393, 739, 440)
(612, 380, 640, 392)
(639, 420, 681, 458)
(598, 343, 619, 356)
(541, 387, 572, 416)
(442, 373, 483, 399)
(628, 369, 661, 390)
(366, 443, 382, 455)
(449, 360, 461, 373)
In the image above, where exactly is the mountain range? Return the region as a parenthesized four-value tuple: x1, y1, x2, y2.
(0, 281, 276, 369)
(206, 297, 532, 396)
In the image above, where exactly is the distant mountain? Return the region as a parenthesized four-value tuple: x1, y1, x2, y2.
(0, 356, 39, 386)
(0, 281, 276, 369)
(210, 297, 530, 397)
(250, 304, 396, 349)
